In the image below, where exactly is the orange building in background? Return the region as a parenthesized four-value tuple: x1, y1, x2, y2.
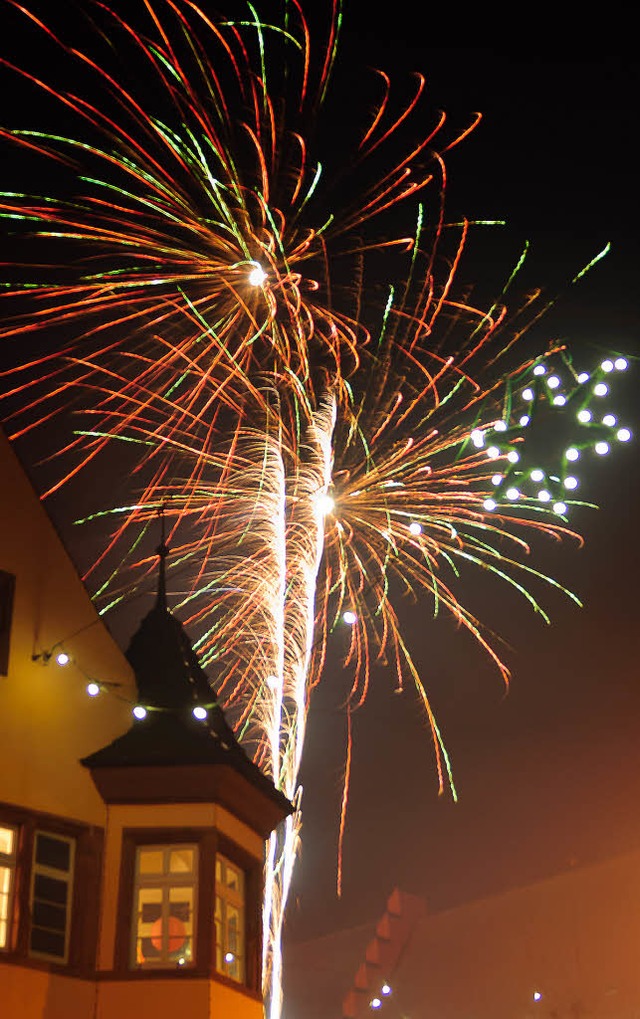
(0, 430, 291, 1018)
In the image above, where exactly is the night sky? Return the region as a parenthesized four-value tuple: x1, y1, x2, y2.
(2, 0, 640, 966)
(284, 27, 640, 943)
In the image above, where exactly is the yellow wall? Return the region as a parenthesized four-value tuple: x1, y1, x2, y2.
(98, 802, 263, 972)
(97, 976, 262, 1019)
(0, 432, 135, 826)
(0, 964, 95, 1019)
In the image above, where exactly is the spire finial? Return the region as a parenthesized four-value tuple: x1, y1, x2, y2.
(156, 503, 169, 611)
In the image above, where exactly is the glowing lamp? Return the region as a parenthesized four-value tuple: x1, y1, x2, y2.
(507, 450, 519, 464)
(86, 682, 100, 697)
(577, 409, 592, 423)
(343, 611, 357, 625)
(553, 394, 566, 406)
(601, 359, 614, 372)
(370, 999, 382, 1010)
(593, 382, 608, 397)
(409, 522, 422, 536)
(565, 447, 580, 461)
(563, 476, 578, 490)
(533, 991, 543, 1002)
(538, 490, 551, 502)
(530, 469, 544, 482)
(615, 357, 628, 370)
(547, 375, 560, 389)
(133, 705, 147, 720)
(577, 372, 590, 384)
(519, 415, 530, 426)
(533, 364, 546, 376)
(553, 501, 567, 515)
(56, 652, 70, 667)
(192, 706, 207, 721)
(506, 487, 519, 501)
(381, 984, 392, 996)
(486, 446, 501, 460)
(224, 952, 235, 964)
(617, 427, 631, 441)
(483, 498, 497, 511)
(248, 264, 267, 286)
(471, 429, 485, 447)
(522, 388, 534, 401)
(595, 441, 609, 455)
(602, 414, 616, 426)
(494, 420, 507, 432)
(491, 474, 502, 486)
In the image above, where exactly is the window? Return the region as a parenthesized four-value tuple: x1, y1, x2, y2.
(215, 853, 245, 983)
(131, 844, 197, 969)
(0, 570, 15, 677)
(29, 831, 75, 963)
(0, 824, 17, 950)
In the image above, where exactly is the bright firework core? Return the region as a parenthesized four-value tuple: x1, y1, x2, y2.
(248, 263, 268, 287)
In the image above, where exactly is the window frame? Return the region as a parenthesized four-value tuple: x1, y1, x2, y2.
(0, 570, 15, 677)
(117, 827, 262, 994)
(131, 842, 199, 970)
(0, 822, 18, 952)
(0, 801, 102, 976)
(28, 829, 76, 965)
(215, 851, 246, 983)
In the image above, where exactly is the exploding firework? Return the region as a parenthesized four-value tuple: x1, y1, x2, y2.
(0, 3, 631, 1016)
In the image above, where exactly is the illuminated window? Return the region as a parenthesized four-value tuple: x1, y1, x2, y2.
(0, 824, 17, 950)
(215, 853, 245, 983)
(29, 831, 75, 963)
(131, 844, 197, 968)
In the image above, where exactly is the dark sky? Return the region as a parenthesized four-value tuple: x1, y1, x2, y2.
(284, 28, 640, 943)
(2, 0, 639, 960)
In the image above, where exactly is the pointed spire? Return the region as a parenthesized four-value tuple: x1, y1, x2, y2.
(156, 503, 169, 612)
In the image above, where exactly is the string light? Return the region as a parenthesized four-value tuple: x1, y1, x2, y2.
(133, 705, 148, 720)
(343, 611, 357, 625)
(86, 682, 100, 697)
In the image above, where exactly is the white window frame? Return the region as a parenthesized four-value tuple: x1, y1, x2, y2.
(131, 843, 198, 970)
(28, 830, 75, 964)
(215, 853, 245, 983)
(0, 823, 18, 951)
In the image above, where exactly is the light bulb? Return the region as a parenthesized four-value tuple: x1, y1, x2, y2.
(617, 427, 631, 441)
(491, 474, 502, 486)
(538, 490, 551, 502)
(507, 450, 520, 464)
(519, 415, 530, 426)
(409, 522, 422, 536)
(55, 652, 70, 667)
(594, 382, 608, 397)
(87, 682, 100, 697)
(133, 705, 147, 720)
(343, 611, 357, 625)
(566, 447, 580, 461)
(563, 476, 578, 490)
(370, 999, 382, 1010)
(577, 372, 590, 384)
(471, 429, 485, 447)
(614, 357, 628, 370)
(530, 469, 544, 482)
(547, 375, 560, 389)
(602, 414, 616, 427)
(506, 487, 520, 501)
(522, 388, 535, 401)
(601, 359, 614, 372)
(553, 501, 567, 515)
(577, 409, 592, 423)
(595, 441, 609, 455)
(494, 420, 507, 432)
(225, 952, 235, 964)
(483, 498, 497, 511)
(553, 394, 566, 406)
(192, 706, 207, 721)
(533, 991, 543, 1002)
(381, 984, 392, 996)
(533, 364, 546, 376)
(487, 446, 501, 459)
